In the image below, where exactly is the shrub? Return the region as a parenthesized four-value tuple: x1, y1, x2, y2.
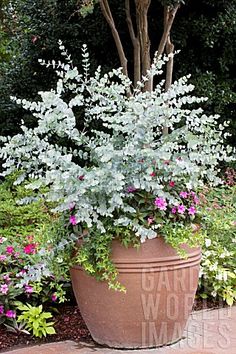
(199, 185, 236, 305)
(0, 44, 234, 291)
(0, 176, 71, 330)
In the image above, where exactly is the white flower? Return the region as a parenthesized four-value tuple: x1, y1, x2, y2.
(205, 239, 211, 247)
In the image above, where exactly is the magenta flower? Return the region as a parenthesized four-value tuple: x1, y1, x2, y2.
(177, 205, 185, 214)
(154, 197, 167, 211)
(171, 207, 177, 214)
(25, 285, 33, 294)
(188, 206, 196, 215)
(51, 293, 57, 302)
(5, 310, 16, 318)
(24, 243, 36, 255)
(0, 305, 4, 314)
(78, 175, 85, 181)
(180, 191, 188, 199)
(126, 186, 137, 193)
(69, 215, 77, 226)
(169, 181, 175, 187)
(0, 255, 7, 261)
(16, 269, 27, 278)
(6, 246, 14, 254)
(150, 172, 156, 177)
(0, 284, 9, 295)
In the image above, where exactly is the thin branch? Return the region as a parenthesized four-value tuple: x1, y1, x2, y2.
(125, 0, 136, 43)
(125, 0, 141, 86)
(162, 35, 174, 136)
(99, 0, 128, 78)
(157, 4, 179, 58)
(165, 37, 174, 92)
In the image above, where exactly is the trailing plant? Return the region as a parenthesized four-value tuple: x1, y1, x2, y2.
(76, 225, 140, 291)
(0, 44, 234, 289)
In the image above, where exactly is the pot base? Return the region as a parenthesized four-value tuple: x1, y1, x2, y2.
(92, 335, 183, 349)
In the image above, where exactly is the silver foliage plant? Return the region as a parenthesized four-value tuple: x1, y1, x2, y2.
(0, 42, 234, 242)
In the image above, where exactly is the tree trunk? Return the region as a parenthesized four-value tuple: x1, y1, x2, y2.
(125, 0, 141, 86)
(99, 0, 128, 78)
(135, 0, 151, 91)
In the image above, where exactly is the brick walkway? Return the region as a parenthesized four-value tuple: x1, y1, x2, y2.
(2, 306, 236, 354)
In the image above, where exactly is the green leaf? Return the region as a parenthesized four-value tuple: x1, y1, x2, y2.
(45, 326, 56, 335)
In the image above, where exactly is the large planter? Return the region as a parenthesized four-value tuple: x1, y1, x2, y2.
(70, 237, 201, 349)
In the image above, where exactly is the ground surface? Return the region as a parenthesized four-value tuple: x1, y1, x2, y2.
(1, 306, 236, 354)
(0, 299, 228, 352)
(0, 305, 91, 352)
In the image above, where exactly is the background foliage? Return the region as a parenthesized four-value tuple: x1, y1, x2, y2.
(0, 0, 235, 144)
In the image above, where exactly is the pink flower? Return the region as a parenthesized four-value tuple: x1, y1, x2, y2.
(169, 181, 175, 187)
(0, 305, 4, 314)
(164, 160, 170, 165)
(188, 206, 196, 215)
(147, 217, 154, 225)
(0, 255, 7, 261)
(5, 310, 16, 318)
(3, 275, 10, 282)
(16, 269, 27, 278)
(24, 244, 36, 255)
(180, 191, 188, 198)
(193, 196, 200, 205)
(6, 246, 14, 254)
(69, 215, 77, 226)
(14, 252, 20, 258)
(0, 284, 9, 295)
(171, 207, 177, 214)
(78, 175, 85, 181)
(126, 186, 137, 193)
(25, 285, 33, 294)
(177, 205, 185, 214)
(51, 293, 57, 302)
(154, 197, 167, 211)
(150, 172, 156, 177)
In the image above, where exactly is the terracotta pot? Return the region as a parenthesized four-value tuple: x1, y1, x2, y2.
(70, 237, 201, 349)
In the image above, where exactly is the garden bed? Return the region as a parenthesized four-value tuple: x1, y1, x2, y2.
(0, 305, 91, 352)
